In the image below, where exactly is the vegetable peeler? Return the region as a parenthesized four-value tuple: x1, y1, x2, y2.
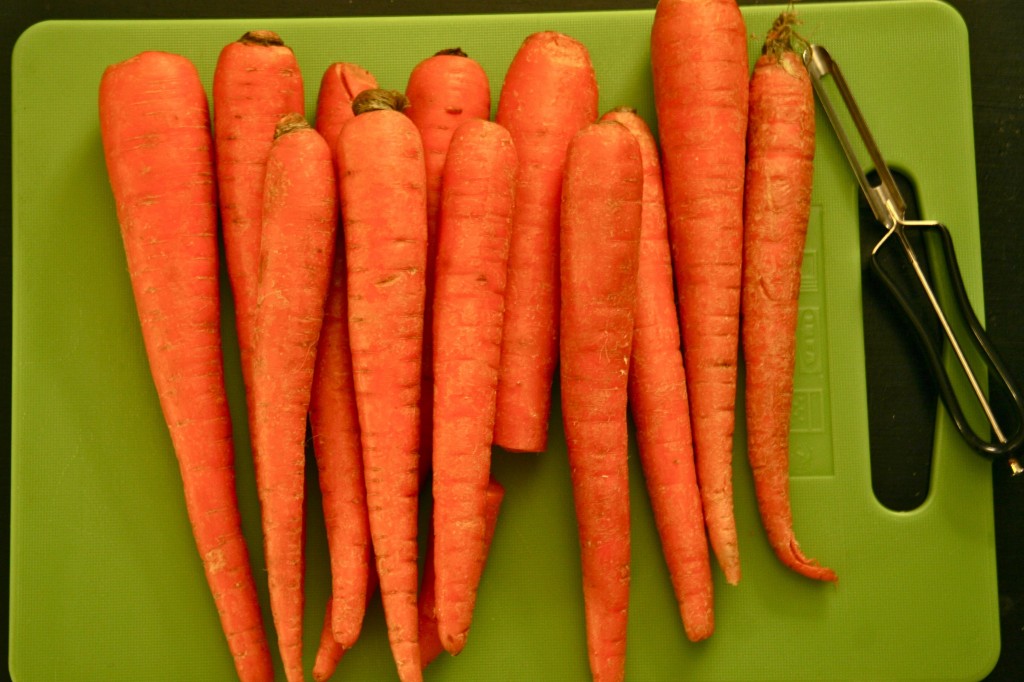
(803, 43, 1024, 473)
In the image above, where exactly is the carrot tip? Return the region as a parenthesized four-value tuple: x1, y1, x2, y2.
(352, 88, 409, 116)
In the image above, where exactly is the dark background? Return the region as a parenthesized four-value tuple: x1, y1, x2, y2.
(2, 0, 1022, 680)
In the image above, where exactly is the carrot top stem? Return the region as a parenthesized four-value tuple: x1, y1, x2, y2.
(434, 47, 468, 57)
(274, 112, 310, 138)
(238, 30, 286, 47)
(352, 88, 409, 115)
(763, 11, 807, 57)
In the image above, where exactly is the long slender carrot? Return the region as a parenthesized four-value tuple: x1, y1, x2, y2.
(430, 118, 516, 655)
(337, 88, 427, 682)
(493, 31, 599, 453)
(420, 479, 506, 668)
(560, 120, 642, 682)
(315, 62, 378, 152)
(309, 236, 372, 649)
(650, 0, 749, 586)
(743, 13, 837, 583)
(99, 50, 273, 682)
(601, 106, 715, 641)
(405, 48, 492, 475)
(251, 114, 337, 681)
(309, 59, 377, 650)
(213, 30, 304, 415)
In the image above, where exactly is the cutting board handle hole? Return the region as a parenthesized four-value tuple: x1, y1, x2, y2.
(861, 169, 936, 511)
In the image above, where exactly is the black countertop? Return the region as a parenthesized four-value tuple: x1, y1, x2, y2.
(3, 1, 1022, 680)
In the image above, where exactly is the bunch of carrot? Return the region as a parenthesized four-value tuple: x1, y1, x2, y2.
(98, 6, 839, 679)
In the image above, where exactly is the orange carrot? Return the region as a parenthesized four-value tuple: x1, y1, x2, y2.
(309, 235, 372, 648)
(405, 47, 491, 234)
(213, 30, 304, 416)
(309, 60, 376, 650)
(742, 14, 836, 583)
(430, 118, 516, 655)
(337, 89, 427, 682)
(99, 51, 273, 682)
(601, 106, 715, 641)
(250, 114, 337, 681)
(560, 121, 642, 682)
(315, 62, 379, 152)
(493, 31, 598, 453)
(420, 479, 506, 668)
(312, 569, 380, 682)
(650, 0, 749, 585)
(405, 48, 492, 474)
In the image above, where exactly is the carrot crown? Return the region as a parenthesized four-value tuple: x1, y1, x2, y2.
(238, 30, 286, 47)
(762, 11, 808, 58)
(352, 88, 409, 116)
(274, 112, 310, 139)
(434, 47, 468, 57)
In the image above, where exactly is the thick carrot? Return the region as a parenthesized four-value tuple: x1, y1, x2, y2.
(251, 114, 337, 681)
(99, 51, 273, 682)
(309, 60, 376, 650)
(601, 106, 715, 641)
(315, 62, 378, 152)
(420, 479, 506, 668)
(430, 118, 516, 655)
(493, 31, 599, 453)
(560, 121, 642, 682)
(743, 14, 837, 583)
(337, 88, 427, 682)
(406, 48, 493, 475)
(213, 30, 304, 415)
(650, 0, 749, 585)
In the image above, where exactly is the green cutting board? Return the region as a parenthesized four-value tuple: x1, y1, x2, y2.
(10, 1, 997, 680)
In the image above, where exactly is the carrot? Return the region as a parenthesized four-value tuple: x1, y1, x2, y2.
(98, 51, 273, 682)
(405, 47, 491, 234)
(337, 88, 428, 682)
(420, 479, 506, 668)
(560, 120, 642, 682)
(312, 569, 380, 682)
(250, 114, 337, 681)
(315, 62, 379, 152)
(405, 48, 492, 474)
(650, 0, 749, 586)
(309, 60, 376, 650)
(742, 13, 837, 583)
(429, 118, 516, 655)
(493, 31, 599, 453)
(600, 106, 715, 641)
(309, 234, 372, 648)
(213, 30, 304, 418)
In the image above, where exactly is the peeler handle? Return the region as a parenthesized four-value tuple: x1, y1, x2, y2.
(869, 219, 1024, 461)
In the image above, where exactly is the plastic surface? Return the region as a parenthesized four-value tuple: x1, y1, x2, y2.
(9, 2, 998, 680)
